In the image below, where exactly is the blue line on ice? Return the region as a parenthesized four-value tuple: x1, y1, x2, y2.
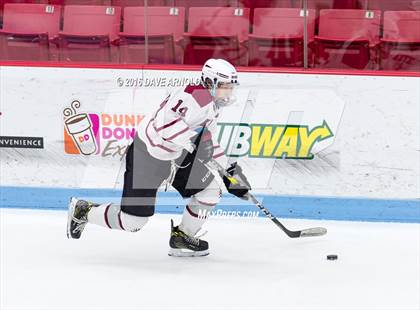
(0, 186, 419, 223)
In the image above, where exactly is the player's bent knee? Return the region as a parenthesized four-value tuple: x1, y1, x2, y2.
(120, 212, 149, 232)
(121, 203, 155, 217)
(194, 191, 221, 206)
(191, 188, 222, 207)
(194, 180, 222, 206)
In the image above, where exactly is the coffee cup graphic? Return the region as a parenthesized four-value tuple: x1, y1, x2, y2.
(65, 113, 97, 155)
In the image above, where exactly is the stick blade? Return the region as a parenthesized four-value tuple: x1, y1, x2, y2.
(299, 227, 327, 238)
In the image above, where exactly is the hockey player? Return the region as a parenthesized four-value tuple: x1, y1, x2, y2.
(67, 59, 251, 257)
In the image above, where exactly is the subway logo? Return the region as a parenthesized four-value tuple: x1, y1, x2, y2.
(217, 121, 334, 159)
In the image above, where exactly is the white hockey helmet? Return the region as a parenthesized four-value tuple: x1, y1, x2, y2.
(201, 58, 239, 106)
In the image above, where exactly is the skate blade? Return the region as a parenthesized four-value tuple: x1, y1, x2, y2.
(168, 248, 209, 257)
(66, 197, 78, 239)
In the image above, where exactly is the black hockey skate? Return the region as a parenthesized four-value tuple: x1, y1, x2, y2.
(168, 220, 209, 257)
(66, 197, 95, 239)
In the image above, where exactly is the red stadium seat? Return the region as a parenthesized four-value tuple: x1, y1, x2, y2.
(168, 0, 234, 29)
(233, 0, 363, 9)
(0, 0, 45, 27)
(168, 0, 233, 8)
(248, 8, 316, 67)
(118, 6, 185, 63)
(380, 11, 420, 71)
(0, 3, 61, 60)
(57, 5, 121, 62)
(294, 1, 365, 37)
(295, 0, 363, 9)
(367, 0, 418, 11)
(237, 0, 294, 8)
(237, 0, 294, 25)
(183, 7, 250, 65)
(313, 9, 381, 69)
(296, 0, 333, 9)
(1, 0, 43, 10)
(111, 0, 166, 8)
(48, 0, 111, 4)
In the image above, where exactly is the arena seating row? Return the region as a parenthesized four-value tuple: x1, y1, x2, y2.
(1, 1, 419, 27)
(0, 4, 419, 71)
(2, 0, 420, 10)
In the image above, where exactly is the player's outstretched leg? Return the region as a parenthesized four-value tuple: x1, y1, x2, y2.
(67, 197, 149, 239)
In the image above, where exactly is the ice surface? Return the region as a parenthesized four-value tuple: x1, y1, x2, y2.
(1, 209, 419, 310)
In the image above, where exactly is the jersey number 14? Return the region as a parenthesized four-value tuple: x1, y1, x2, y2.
(171, 100, 188, 117)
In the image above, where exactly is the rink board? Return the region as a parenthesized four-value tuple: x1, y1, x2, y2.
(0, 66, 419, 222)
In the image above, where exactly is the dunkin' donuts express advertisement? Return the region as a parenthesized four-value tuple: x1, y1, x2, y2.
(64, 101, 98, 156)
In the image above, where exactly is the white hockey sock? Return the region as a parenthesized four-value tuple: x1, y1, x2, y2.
(179, 203, 213, 236)
(179, 194, 220, 236)
(87, 203, 148, 232)
(179, 179, 222, 236)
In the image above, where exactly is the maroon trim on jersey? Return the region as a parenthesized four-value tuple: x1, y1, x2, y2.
(186, 205, 199, 218)
(104, 204, 112, 229)
(184, 84, 212, 108)
(214, 145, 220, 149)
(146, 120, 176, 153)
(155, 117, 182, 132)
(145, 98, 176, 153)
(213, 151, 224, 159)
(118, 211, 125, 231)
(164, 126, 190, 141)
(196, 199, 217, 207)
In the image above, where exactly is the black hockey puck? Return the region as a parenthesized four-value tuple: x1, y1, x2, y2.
(327, 254, 338, 260)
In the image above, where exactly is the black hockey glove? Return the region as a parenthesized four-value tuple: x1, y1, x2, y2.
(221, 162, 251, 200)
(191, 128, 214, 164)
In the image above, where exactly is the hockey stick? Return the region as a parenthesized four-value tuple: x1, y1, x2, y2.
(207, 159, 327, 238)
(243, 192, 327, 238)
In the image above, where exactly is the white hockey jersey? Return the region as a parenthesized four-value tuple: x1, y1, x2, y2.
(137, 84, 227, 164)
